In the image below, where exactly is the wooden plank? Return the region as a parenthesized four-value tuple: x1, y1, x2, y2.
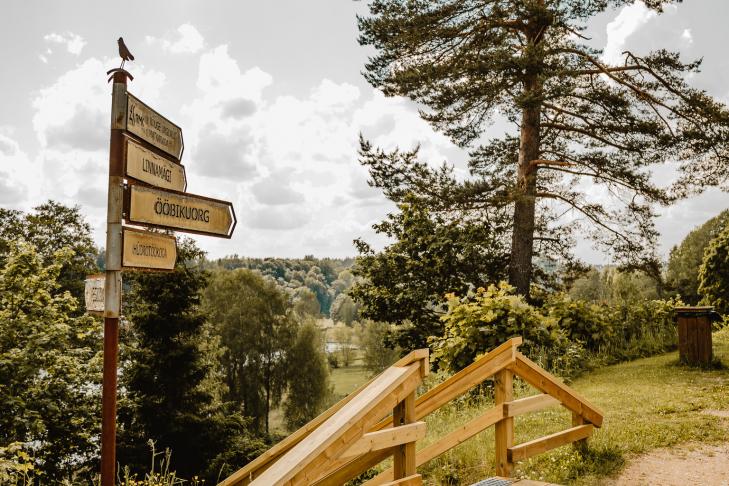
(508, 424, 593, 462)
(393, 349, 429, 377)
(250, 362, 421, 485)
(340, 422, 426, 459)
(219, 375, 379, 486)
(382, 474, 422, 486)
(504, 394, 560, 417)
(362, 406, 504, 486)
(292, 366, 423, 485)
(494, 368, 514, 477)
(513, 354, 603, 427)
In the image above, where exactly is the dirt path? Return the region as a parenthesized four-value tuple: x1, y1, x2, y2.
(609, 410, 729, 486)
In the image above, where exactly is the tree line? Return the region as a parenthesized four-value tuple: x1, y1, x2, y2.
(0, 202, 335, 483)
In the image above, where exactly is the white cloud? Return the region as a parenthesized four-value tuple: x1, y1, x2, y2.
(173, 44, 467, 257)
(146, 23, 205, 54)
(603, 1, 657, 64)
(43, 32, 86, 56)
(681, 28, 693, 44)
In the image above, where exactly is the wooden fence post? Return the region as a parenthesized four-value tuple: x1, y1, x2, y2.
(494, 368, 513, 477)
(571, 412, 588, 454)
(393, 391, 417, 479)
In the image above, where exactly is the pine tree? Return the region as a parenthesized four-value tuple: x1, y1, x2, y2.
(358, 0, 729, 297)
(118, 238, 236, 479)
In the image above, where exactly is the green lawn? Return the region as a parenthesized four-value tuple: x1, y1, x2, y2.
(330, 364, 371, 397)
(414, 328, 729, 485)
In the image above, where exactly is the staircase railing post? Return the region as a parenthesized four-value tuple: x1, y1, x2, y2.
(572, 411, 588, 454)
(392, 390, 417, 479)
(494, 368, 514, 477)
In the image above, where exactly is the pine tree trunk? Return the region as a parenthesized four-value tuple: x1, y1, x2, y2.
(509, 76, 541, 298)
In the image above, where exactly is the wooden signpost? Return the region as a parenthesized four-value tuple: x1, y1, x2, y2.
(100, 55, 236, 486)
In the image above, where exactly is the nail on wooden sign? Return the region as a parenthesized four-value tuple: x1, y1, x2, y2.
(125, 138, 186, 192)
(125, 184, 236, 238)
(122, 228, 177, 270)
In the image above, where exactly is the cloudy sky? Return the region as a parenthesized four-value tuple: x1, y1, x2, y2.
(1, 1, 729, 262)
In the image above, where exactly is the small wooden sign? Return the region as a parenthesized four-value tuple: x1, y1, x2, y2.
(122, 92, 184, 159)
(122, 228, 177, 270)
(125, 184, 236, 238)
(125, 138, 186, 192)
(84, 274, 105, 313)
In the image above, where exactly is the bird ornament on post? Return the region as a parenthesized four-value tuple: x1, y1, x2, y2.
(107, 37, 134, 83)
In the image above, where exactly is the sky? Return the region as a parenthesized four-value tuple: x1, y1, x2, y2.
(1, 0, 729, 263)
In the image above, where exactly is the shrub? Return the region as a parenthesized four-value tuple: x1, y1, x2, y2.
(431, 283, 570, 373)
(433, 282, 682, 376)
(545, 294, 613, 351)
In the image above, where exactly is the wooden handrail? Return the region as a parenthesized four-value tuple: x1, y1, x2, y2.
(219, 349, 429, 486)
(219, 337, 604, 486)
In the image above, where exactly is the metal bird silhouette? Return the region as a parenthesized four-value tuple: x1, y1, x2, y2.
(117, 37, 134, 69)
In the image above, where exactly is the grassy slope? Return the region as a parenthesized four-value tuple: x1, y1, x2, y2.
(416, 328, 729, 485)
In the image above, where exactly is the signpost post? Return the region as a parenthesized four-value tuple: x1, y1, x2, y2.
(100, 53, 235, 486)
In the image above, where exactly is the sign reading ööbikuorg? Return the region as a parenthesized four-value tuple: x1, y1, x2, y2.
(125, 138, 186, 192)
(122, 228, 177, 270)
(123, 93, 183, 159)
(125, 184, 236, 238)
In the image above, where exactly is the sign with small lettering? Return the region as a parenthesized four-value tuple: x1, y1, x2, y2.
(122, 228, 177, 270)
(125, 184, 236, 238)
(124, 93, 183, 159)
(125, 138, 186, 192)
(84, 274, 105, 313)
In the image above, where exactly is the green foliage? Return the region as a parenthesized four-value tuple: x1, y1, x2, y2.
(0, 242, 101, 482)
(352, 195, 508, 351)
(432, 283, 568, 373)
(118, 238, 238, 481)
(569, 267, 661, 305)
(203, 267, 297, 435)
(293, 286, 321, 318)
(434, 282, 680, 376)
(284, 321, 332, 430)
(545, 294, 614, 351)
(330, 293, 359, 325)
(0, 201, 99, 309)
(211, 256, 354, 316)
(698, 224, 729, 315)
(357, 320, 401, 376)
(667, 210, 729, 304)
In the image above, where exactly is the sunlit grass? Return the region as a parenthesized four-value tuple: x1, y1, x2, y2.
(410, 329, 729, 485)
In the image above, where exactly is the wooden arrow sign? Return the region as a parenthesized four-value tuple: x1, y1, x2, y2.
(122, 227, 177, 270)
(125, 184, 236, 238)
(113, 91, 184, 160)
(125, 138, 186, 192)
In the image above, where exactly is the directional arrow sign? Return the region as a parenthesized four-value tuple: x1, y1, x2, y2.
(122, 92, 183, 160)
(125, 138, 186, 192)
(84, 274, 105, 313)
(125, 184, 236, 238)
(122, 227, 177, 270)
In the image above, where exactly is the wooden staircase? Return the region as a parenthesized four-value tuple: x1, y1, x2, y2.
(219, 337, 603, 486)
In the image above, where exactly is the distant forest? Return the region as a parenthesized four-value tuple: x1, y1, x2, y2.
(210, 256, 356, 317)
